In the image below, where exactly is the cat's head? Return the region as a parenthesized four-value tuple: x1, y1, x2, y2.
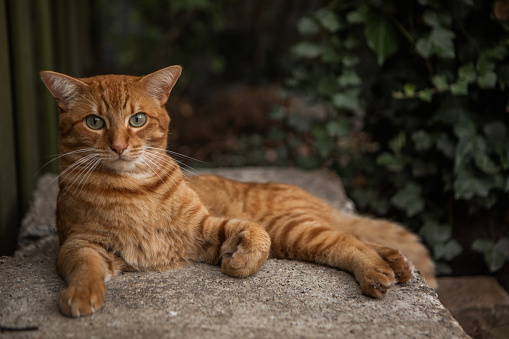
(40, 66, 182, 174)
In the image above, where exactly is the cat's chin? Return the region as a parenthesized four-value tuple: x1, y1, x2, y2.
(103, 158, 143, 174)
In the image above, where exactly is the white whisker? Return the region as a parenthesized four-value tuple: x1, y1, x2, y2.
(44, 153, 97, 190)
(35, 148, 95, 177)
(60, 155, 99, 197)
(144, 153, 180, 190)
(145, 146, 207, 164)
(76, 158, 101, 196)
(145, 148, 199, 176)
(142, 158, 166, 185)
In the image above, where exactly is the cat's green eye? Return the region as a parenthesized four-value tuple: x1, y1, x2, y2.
(85, 115, 105, 130)
(129, 113, 147, 127)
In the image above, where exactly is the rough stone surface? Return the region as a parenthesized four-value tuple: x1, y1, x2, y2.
(4, 167, 469, 338)
(437, 276, 509, 338)
(0, 256, 467, 338)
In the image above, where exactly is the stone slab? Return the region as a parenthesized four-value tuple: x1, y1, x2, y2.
(0, 256, 468, 339)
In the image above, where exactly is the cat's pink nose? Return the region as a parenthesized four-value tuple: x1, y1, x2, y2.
(110, 143, 127, 155)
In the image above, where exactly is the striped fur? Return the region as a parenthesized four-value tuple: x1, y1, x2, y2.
(40, 66, 434, 318)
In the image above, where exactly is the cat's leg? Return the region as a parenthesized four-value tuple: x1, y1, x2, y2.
(57, 238, 117, 317)
(198, 216, 271, 278)
(267, 218, 411, 298)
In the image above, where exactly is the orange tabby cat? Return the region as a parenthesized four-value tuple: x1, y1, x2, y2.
(40, 66, 435, 318)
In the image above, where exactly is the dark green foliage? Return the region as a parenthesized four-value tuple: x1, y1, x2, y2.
(283, 0, 509, 274)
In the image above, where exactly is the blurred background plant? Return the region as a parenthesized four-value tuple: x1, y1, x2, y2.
(2, 0, 509, 289)
(268, 0, 509, 284)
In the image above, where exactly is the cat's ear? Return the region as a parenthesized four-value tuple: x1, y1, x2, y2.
(141, 65, 182, 105)
(40, 71, 87, 110)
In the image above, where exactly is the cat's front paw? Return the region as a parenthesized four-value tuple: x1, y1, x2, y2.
(58, 281, 106, 317)
(221, 245, 269, 278)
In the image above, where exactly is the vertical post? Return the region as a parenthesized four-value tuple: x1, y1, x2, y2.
(9, 0, 40, 213)
(36, 0, 58, 173)
(0, 0, 20, 255)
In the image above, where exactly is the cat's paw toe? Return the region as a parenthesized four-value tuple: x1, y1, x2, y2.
(59, 282, 105, 317)
(382, 249, 412, 284)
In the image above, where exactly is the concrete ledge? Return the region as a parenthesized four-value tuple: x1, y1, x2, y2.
(0, 256, 467, 338)
(3, 167, 469, 338)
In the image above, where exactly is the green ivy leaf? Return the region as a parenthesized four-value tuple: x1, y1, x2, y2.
(472, 238, 493, 253)
(455, 139, 474, 169)
(337, 70, 362, 87)
(496, 238, 509, 258)
(417, 27, 455, 59)
(416, 36, 433, 58)
(477, 56, 495, 74)
(291, 42, 322, 59)
(423, 11, 440, 27)
(346, 10, 364, 24)
(364, 11, 399, 65)
(412, 130, 433, 150)
(454, 169, 489, 199)
(450, 80, 468, 95)
(478, 71, 497, 89)
(434, 239, 462, 260)
(376, 152, 407, 172)
(420, 221, 452, 246)
(436, 133, 456, 159)
(297, 17, 320, 36)
(403, 83, 416, 97)
(326, 119, 350, 137)
(474, 151, 499, 174)
(341, 55, 360, 67)
(432, 74, 448, 91)
(430, 27, 455, 58)
(418, 88, 434, 102)
(458, 62, 477, 83)
(332, 91, 360, 110)
(454, 117, 476, 140)
(390, 182, 424, 217)
(315, 8, 342, 33)
(351, 188, 390, 214)
(472, 238, 509, 272)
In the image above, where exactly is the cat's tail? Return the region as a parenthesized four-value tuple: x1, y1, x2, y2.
(331, 212, 437, 289)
